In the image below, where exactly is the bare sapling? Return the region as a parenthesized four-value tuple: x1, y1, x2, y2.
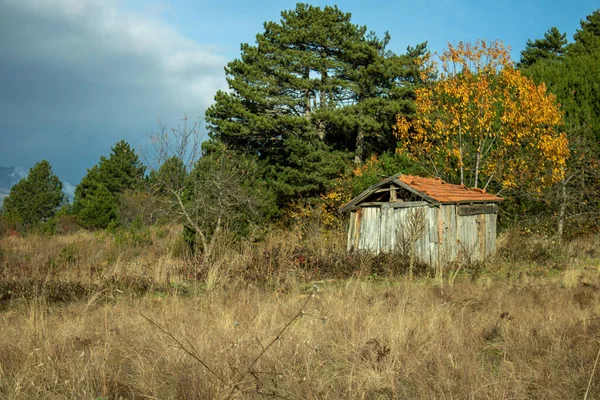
(144, 116, 266, 265)
(405, 207, 426, 280)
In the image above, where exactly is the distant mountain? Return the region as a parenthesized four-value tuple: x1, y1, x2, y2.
(0, 166, 75, 208)
(0, 166, 28, 189)
(62, 182, 76, 203)
(0, 166, 28, 207)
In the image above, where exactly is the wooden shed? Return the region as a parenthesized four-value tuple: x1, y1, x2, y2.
(340, 173, 503, 265)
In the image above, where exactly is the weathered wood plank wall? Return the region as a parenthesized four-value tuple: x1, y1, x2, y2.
(347, 203, 498, 265)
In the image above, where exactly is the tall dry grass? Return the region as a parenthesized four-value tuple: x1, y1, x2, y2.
(1, 279, 600, 399)
(1, 226, 600, 398)
(0, 224, 413, 300)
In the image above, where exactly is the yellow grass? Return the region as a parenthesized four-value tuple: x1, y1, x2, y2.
(1, 227, 600, 399)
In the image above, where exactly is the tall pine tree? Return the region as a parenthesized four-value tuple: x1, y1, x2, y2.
(518, 27, 567, 68)
(205, 3, 425, 206)
(569, 9, 600, 55)
(3, 160, 64, 228)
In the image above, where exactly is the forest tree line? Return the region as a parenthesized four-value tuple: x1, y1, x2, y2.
(2, 4, 599, 245)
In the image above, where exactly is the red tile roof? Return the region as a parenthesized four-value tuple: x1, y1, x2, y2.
(398, 175, 503, 203)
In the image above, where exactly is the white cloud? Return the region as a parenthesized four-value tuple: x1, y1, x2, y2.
(4, 0, 226, 108)
(0, 0, 228, 182)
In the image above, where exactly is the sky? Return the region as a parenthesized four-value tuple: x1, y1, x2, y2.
(0, 0, 598, 184)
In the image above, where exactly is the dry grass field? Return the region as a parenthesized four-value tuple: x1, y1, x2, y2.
(1, 226, 600, 399)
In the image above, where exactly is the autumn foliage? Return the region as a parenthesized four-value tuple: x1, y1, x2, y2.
(395, 40, 569, 192)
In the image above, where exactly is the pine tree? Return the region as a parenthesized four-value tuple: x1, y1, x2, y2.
(207, 4, 366, 147)
(336, 37, 428, 163)
(569, 9, 600, 55)
(518, 27, 567, 68)
(72, 166, 115, 228)
(97, 140, 146, 193)
(3, 160, 64, 227)
(205, 3, 424, 205)
(526, 49, 600, 141)
(73, 140, 145, 228)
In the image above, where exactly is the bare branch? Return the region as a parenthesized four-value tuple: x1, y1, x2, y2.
(136, 307, 224, 383)
(226, 288, 316, 399)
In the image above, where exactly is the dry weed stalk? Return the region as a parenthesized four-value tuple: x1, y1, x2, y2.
(138, 286, 316, 398)
(405, 207, 426, 281)
(225, 287, 315, 399)
(137, 309, 225, 384)
(3, 228, 600, 398)
(3, 278, 600, 398)
(584, 342, 600, 400)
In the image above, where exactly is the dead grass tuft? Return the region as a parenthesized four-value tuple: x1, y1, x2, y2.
(1, 227, 600, 398)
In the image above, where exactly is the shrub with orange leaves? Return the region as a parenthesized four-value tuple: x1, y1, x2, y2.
(317, 155, 382, 229)
(317, 153, 422, 228)
(395, 40, 569, 193)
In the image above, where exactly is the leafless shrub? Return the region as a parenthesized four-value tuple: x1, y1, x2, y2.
(117, 189, 163, 227)
(405, 207, 426, 281)
(145, 116, 273, 265)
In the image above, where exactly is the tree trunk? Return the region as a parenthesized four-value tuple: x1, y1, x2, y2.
(557, 175, 567, 241)
(305, 90, 311, 118)
(304, 67, 311, 118)
(313, 95, 325, 140)
(458, 123, 464, 185)
(314, 68, 328, 140)
(320, 68, 327, 108)
(473, 139, 484, 188)
(354, 126, 365, 165)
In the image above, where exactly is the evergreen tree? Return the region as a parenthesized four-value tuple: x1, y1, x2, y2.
(265, 135, 349, 206)
(335, 37, 428, 163)
(3, 160, 64, 227)
(205, 4, 424, 206)
(526, 50, 600, 141)
(73, 140, 145, 228)
(518, 27, 567, 68)
(569, 9, 600, 55)
(72, 166, 116, 228)
(97, 140, 146, 193)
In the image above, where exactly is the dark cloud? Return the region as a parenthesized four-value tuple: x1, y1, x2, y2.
(0, 0, 227, 183)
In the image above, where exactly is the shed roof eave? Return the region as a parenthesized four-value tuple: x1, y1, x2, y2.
(339, 173, 434, 213)
(338, 173, 398, 213)
(338, 173, 504, 213)
(391, 179, 440, 205)
(452, 199, 504, 204)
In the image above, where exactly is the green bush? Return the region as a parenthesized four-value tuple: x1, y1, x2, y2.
(112, 218, 153, 248)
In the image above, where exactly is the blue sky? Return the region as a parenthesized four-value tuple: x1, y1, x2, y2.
(0, 0, 597, 184)
(126, 0, 598, 60)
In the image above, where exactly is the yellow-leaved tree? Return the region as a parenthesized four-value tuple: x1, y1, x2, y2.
(395, 40, 569, 193)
